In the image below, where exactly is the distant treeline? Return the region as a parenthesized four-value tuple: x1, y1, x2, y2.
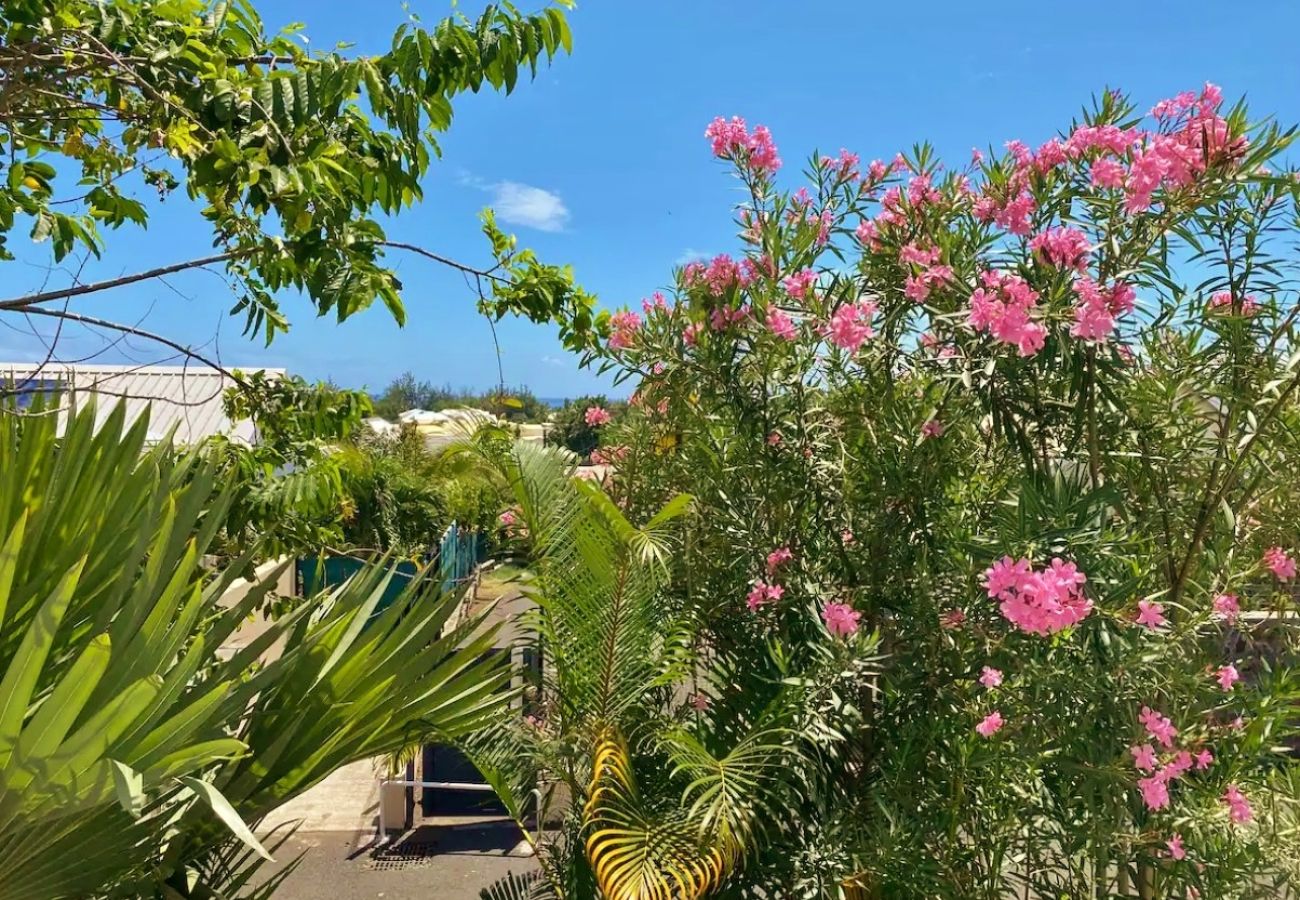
(369, 372, 560, 422)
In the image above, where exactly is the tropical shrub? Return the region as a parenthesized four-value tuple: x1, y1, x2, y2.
(0, 400, 510, 898)
(545, 395, 626, 461)
(573, 86, 1300, 897)
(453, 437, 850, 900)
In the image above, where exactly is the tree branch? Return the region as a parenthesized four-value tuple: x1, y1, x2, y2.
(13, 306, 246, 384)
(377, 241, 507, 283)
(0, 251, 242, 311)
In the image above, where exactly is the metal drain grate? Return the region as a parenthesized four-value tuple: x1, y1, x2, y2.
(369, 840, 442, 871)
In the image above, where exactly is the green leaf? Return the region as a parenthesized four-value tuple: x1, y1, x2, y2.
(180, 776, 273, 861)
(108, 760, 144, 818)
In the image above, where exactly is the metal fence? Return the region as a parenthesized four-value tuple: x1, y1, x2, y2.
(438, 520, 484, 594)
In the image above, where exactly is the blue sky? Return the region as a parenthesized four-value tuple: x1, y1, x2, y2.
(4, 0, 1299, 398)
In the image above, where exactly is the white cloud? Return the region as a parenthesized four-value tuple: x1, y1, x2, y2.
(491, 182, 570, 233)
(675, 247, 712, 266)
(540, 355, 565, 368)
(457, 172, 571, 232)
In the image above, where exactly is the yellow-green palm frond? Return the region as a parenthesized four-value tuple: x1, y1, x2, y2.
(583, 730, 732, 900)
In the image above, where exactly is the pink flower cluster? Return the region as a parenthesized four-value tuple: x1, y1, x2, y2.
(1208, 291, 1260, 317)
(1028, 226, 1091, 271)
(820, 148, 861, 182)
(641, 291, 669, 315)
(608, 310, 642, 350)
(1223, 783, 1253, 824)
(685, 254, 750, 297)
(825, 299, 878, 353)
(584, 406, 612, 427)
(746, 579, 784, 611)
(976, 710, 1004, 737)
(709, 305, 750, 331)
(899, 243, 953, 303)
(1264, 546, 1296, 581)
(1071, 275, 1136, 342)
(983, 556, 1092, 635)
(973, 187, 1036, 236)
(704, 116, 781, 176)
(968, 270, 1048, 357)
(1131, 707, 1222, 813)
(766, 308, 798, 341)
(1216, 664, 1241, 692)
(783, 269, 818, 301)
(979, 666, 1003, 688)
(1213, 592, 1240, 623)
(1126, 84, 1238, 213)
(766, 545, 793, 573)
(1135, 598, 1166, 630)
(1139, 706, 1178, 748)
(822, 601, 861, 637)
(920, 419, 945, 439)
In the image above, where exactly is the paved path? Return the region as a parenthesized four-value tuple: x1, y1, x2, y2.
(257, 825, 537, 900)
(254, 575, 541, 898)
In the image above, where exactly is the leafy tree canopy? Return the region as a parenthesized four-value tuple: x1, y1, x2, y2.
(0, 0, 604, 349)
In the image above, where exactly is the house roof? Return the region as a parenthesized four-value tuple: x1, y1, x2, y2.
(0, 363, 284, 445)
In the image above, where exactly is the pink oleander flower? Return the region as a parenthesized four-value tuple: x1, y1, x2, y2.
(976, 711, 1004, 737)
(1230, 715, 1245, 731)
(589, 448, 608, 465)
(940, 608, 966, 629)
(766, 431, 782, 446)
(825, 300, 878, 353)
(1213, 593, 1240, 623)
(904, 275, 931, 303)
(690, 692, 711, 711)
(983, 555, 1092, 635)
(855, 218, 880, 249)
(867, 158, 890, 182)
(1167, 834, 1187, 861)
(1165, 750, 1194, 781)
(968, 270, 1047, 357)
(1137, 772, 1171, 811)
(608, 310, 642, 350)
(584, 406, 612, 427)
(900, 242, 942, 267)
(822, 601, 862, 637)
(907, 173, 941, 206)
(1029, 226, 1091, 271)
(1139, 706, 1178, 748)
(746, 580, 785, 612)
(704, 116, 781, 176)
(641, 291, 669, 314)
(1216, 664, 1241, 691)
(499, 510, 517, 527)
(1264, 546, 1296, 580)
(683, 322, 704, 347)
(1223, 784, 1253, 824)
(1194, 748, 1214, 770)
(783, 269, 818, 301)
(921, 419, 945, 439)
(1071, 275, 1136, 343)
(841, 528, 855, 545)
(766, 546, 793, 573)
(1131, 744, 1158, 772)
(766, 307, 798, 341)
(1091, 157, 1126, 189)
(1208, 290, 1260, 316)
(1136, 599, 1167, 630)
(979, 666, 1003, 688)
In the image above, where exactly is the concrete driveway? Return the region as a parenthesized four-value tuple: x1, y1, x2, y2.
(257, 826, 537, 900)
(252, 758, 537, 899)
